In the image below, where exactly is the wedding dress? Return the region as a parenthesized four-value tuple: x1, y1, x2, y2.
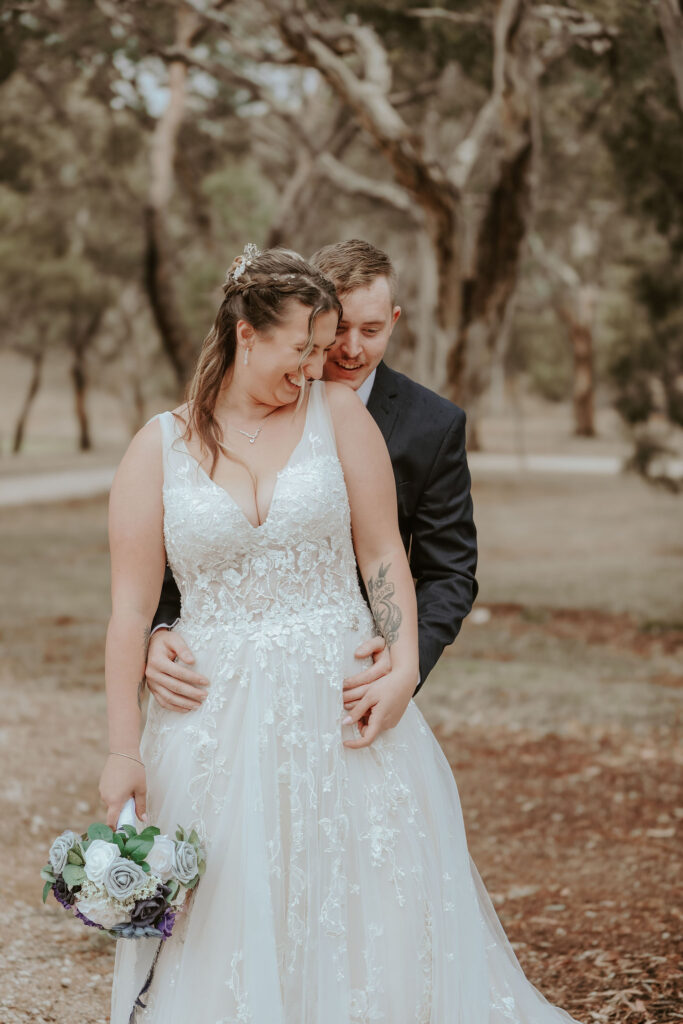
(111, 381, 580, 1023)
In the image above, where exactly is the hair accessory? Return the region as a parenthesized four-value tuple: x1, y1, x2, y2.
(231, 242, 262, 282)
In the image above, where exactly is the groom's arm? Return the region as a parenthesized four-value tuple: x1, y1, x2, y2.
(151, 564, 182, 632)
(409, 408, 478, 690)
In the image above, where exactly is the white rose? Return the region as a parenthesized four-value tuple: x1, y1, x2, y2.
(84, 839, 120, 884)
(145, 835, 176, 881)
(76, 895, 128, 930)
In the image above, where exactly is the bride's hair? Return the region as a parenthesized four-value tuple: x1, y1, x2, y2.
(183, 247, 341, 476)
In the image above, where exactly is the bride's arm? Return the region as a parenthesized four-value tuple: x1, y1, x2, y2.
(99, 419, 166, 827)
(326, 383, 419, 747)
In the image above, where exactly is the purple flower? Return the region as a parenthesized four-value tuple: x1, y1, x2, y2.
(158, 906, 177, 939)
(130, 884, 171, 929)
(52, 876, 80, 908)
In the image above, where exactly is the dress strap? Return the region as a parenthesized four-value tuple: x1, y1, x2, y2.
(305, 381, 340, 460)
(149, 411, 188, 484)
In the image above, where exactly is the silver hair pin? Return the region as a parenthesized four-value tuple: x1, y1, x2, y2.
(232, 242, 262, 282)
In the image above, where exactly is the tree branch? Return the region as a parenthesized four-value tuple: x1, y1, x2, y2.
(317, 152, 419, 217)
(405, 8, 490, 26)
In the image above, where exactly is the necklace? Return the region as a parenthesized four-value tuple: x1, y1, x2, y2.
(234, 425, 262, 445)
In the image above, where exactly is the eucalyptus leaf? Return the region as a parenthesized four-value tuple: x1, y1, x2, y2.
(87, 823, 114, 842)
(138, 826, 160, 839)
(62, 863, 87, 887)
(124, 837, 153, 859)
(42, 880, 52, 904)
(188, 829, 199, 847)
(140, 861, 151, 873)
(117, 824, 137, 839)
(112, 832, 125, 854)
(40, 865, 55, 882)
(175, 827, 184, 842)
(66, 849, 84, 866)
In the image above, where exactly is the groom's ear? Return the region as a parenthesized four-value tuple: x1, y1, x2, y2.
(390, 306, 401, 331)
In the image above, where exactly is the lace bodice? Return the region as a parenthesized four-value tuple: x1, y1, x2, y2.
(157, 382, 372, 655)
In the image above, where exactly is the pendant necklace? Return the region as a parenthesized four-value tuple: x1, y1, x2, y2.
(235, 425, 262, 445)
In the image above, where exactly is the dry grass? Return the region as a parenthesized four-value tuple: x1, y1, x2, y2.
(0, 471, 681, 1022)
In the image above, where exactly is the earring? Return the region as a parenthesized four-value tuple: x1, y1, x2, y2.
(243, 348, 249, 366)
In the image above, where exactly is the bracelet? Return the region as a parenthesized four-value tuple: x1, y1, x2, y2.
(109, 751, 144, 767)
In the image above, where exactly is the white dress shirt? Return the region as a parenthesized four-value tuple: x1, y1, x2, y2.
(356, 369, 377, 407)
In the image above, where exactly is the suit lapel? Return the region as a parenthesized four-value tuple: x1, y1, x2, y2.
(366, 361, 401, 445)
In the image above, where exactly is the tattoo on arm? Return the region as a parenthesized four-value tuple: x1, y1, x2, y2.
(137, 627, 151, 710)
(367, 562, 402, 647)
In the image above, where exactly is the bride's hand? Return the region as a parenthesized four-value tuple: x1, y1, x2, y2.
(99, 755, 147, 829)
(342, 669, 415, 749)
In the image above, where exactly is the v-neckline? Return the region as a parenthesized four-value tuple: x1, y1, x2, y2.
(173, 388, 313, 531)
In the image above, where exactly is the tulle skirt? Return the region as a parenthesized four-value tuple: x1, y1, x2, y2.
(110, 615, 580, 1023)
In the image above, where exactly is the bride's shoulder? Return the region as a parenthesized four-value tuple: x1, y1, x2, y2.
(323, 381, 365, 420)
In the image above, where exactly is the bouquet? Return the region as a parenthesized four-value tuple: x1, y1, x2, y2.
(41, 810, 206, 940)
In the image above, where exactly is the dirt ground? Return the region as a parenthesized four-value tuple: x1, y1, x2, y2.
(0, 471, 681, 1023)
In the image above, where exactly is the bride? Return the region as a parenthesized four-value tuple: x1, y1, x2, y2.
(101, 246, 580, 1023)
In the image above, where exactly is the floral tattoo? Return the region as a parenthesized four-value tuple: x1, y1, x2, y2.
(367, 562, 402, 647)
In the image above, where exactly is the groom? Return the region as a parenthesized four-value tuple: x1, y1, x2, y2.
(144, 239, 477, 713)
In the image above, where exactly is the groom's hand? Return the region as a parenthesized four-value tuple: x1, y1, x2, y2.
(145, 630, 209, 712)
(342, 636, 391, 713)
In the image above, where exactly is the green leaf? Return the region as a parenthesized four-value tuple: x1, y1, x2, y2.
(66, 849, 84, 866)
(188, 829, 199, 847)
(186, 876, 199, 890)
(42, 879, 53, 903)
(124, 837, 153, 858)
(87, 823, 114, 842)
(117, 824, 137, 839)
(175, 827, 185, 842)
(40, 865, 55, 883)
(62, 863, 87, 887)
(198, 860, 206, 877)
(138, 826, 160, 839)
(140, 861, 151, 873)
(166, 879, 179, 900)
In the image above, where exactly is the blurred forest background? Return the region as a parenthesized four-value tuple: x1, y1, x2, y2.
(1, 3, 682, 1024)
(1, 0, 682, 467)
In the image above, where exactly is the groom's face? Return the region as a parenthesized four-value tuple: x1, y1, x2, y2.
(323, 276, 401, 391)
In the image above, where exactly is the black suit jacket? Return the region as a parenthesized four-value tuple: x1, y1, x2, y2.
(152, 362, 478, 689)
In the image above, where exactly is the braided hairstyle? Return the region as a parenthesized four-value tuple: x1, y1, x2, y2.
(184, 247, 341, 477)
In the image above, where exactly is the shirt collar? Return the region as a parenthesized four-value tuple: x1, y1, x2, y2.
(356, 368, 377, 407)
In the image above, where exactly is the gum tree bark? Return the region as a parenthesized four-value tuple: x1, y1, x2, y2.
(658, 0, 683, 112)
(144, 4, 203, 389)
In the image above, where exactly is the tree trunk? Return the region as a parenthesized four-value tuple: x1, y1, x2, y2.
(12, 349, 44, 454)
(71, 345, 91, 451)
(658, 0, 683, 112)
(144, 5, 202, 390)
(450, 138, 534, 403)
(557, 286, 596, 437)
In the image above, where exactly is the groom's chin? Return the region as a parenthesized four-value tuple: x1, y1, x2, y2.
(323, 365, 367, 390)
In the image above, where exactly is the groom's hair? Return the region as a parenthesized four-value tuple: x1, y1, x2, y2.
(310, 239, 397, 304)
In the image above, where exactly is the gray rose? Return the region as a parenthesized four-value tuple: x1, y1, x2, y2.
(49, 830, 80, 875)
(173, 841, 198, 885)
(103, 858, 148, 900)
